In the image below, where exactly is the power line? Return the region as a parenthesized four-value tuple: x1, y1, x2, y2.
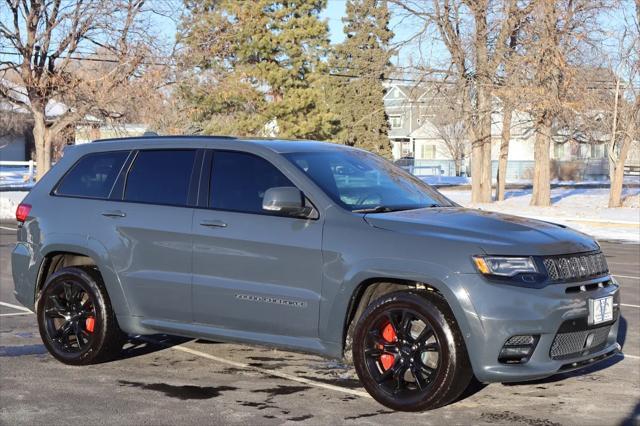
(0, 50, 172, 67)
(2, 50, 639, 90)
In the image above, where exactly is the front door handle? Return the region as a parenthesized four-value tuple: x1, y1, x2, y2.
(200, 219, 227, 228)
(101, 210, 126, 218)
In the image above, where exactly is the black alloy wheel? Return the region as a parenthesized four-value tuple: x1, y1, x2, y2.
(37, 267, 124, 365)
(353, 291, 472, 411)
(363, 307, 441, 396)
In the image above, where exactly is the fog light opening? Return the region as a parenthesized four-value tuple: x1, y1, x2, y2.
(498, 335, 539, 364)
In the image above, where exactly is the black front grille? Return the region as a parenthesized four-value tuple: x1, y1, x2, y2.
(543, 251, 608, 282)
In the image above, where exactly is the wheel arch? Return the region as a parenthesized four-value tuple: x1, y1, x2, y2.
(341, 278, 450, 355)
(318, 263, 481, 361)
(37, 239, 131, 318)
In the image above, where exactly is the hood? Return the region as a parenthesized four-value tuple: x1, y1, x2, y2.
(363, 207, 599, 256)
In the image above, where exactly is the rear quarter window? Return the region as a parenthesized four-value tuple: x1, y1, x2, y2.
(55, 151, 129, 199)
(124, 149, 196, 206)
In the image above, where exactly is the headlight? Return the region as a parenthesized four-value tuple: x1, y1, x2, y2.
(473, 256, 538, 277)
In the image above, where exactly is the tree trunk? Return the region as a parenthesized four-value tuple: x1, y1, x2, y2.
(496, 102, 513, 201)
(481, 131, 492, 202)
(33, 109, 51, 181)
(531, 116, 552, 206)
(470, 132, 484, 203)
(470, 91, 493, 203)
(469, 4, 493, 204)
(609, 120, 635, 207)
(476, 6, 493, 204)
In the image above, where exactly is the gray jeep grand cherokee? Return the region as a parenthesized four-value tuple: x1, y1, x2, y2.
(12, 136, 620, 411)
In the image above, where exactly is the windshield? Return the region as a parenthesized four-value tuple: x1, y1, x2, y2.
(285, 150, 455, 212)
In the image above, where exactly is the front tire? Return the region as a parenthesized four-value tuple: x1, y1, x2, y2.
(36, 267, 124, 365)
(352, 290, 472, 411)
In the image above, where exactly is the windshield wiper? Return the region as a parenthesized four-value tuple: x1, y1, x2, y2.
(353, 205, 409, 214)
(353, 204, 443, 213)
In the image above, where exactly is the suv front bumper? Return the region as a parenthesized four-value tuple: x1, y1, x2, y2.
(458, 274, 621, 383)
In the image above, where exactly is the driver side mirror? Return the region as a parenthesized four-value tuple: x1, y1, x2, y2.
(262, 187, 314, 218)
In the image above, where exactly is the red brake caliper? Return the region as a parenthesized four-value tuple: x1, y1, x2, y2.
(379, 322, 396, 370)
(85, 317, 95, 333)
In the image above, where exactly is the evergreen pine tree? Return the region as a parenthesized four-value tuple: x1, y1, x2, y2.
(329, 0, 394, 157)
(179, 0, 338, 139)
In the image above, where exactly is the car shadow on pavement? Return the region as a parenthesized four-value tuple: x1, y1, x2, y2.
(453, 377, 488, 403)
(111, 334, 192, 362)
(620, 401, 640, 426)
(503, 354, 623, 387)
(617, 315, 628, 350)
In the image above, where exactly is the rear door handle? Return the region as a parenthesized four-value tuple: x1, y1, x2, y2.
(101, 210, 126, 218)
(200, 219, 227, 228)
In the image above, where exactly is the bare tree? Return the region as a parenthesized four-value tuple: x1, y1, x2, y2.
(436, 120, 468, 176)
(518, 0, 609, 206)
(494, 6, 529, 201)
(0, 111, 30, 141)
(495, 99, 512, 200)
(429, 87, 469, 175)
(390, 0, 532, 203)
(608, 0, 639, 207)
(0, 0, 165, 179)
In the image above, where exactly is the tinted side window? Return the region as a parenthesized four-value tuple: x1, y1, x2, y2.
(56, 151, 129, 199)
(125, 150, 196, 206)
(210, 151, 293, 214)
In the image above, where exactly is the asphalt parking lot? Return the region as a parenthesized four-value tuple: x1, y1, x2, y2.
(0, 223, 638, 426)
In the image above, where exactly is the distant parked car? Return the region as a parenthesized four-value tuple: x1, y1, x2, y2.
(12, 136, 620, 411)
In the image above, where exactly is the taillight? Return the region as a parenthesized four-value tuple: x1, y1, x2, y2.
(15, 203, 31, 223)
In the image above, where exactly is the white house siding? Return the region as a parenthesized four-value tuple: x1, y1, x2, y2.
(385, 84, 425, 159)
(385, 82, 611, 181)
(75, 123, 148, 144)
(490, 137, 536, 161)
(628, 142, 640, 166)
(413, 139, 451, 160)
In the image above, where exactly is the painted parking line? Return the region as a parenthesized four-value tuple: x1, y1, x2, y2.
(0, 301, 32, 312)
(618, 353, 640, 360)
(0, 312, 33, 317)
(144, 338, 372, 399)
(151, 339, 640, 403)
(621, 303, 640, 308)
(607, 261, 640, 267)
(0, 226, 17, 231)
(614, 275, 640, 280)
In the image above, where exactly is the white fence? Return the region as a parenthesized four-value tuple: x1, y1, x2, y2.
(0, 160, 36, 187)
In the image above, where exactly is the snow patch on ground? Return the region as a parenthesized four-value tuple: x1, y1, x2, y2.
(440, 187, 640, 242)
(0, 167, 35, 189)
(421, 175, 470, 186)
(0, 191, 28, 221)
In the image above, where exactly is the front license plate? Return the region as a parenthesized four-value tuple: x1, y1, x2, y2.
(589, 296, 614, 325)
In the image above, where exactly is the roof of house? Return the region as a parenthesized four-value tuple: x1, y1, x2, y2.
(408, 119, 442, 139)
(0, 78, 68, 118)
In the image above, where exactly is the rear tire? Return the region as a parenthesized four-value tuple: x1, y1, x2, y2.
(352, 290, 472, 411)
(36, 267, 125, 365)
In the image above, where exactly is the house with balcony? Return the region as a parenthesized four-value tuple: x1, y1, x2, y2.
(383, 82, 614, 179)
